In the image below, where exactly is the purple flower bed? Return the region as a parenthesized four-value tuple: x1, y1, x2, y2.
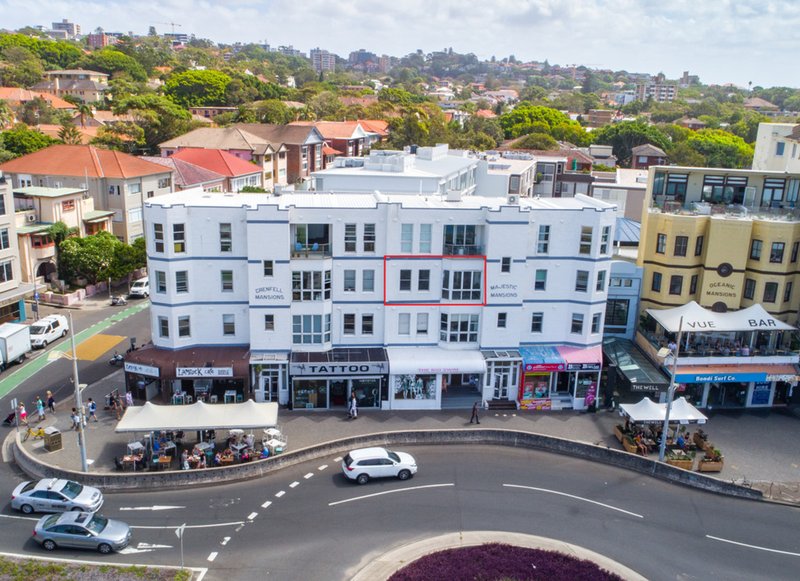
(388, 543, 624, 581)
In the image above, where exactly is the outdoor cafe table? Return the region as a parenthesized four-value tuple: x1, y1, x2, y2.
(122, 454, 142, 471)
(224, 390, 237, 404)
(127, 441, 145, 455)
(196, 441, 213, 452)
(231, 442, 249, 459)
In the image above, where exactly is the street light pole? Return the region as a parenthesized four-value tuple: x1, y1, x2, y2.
(659, 316, 684, 462)
(69, 312, 89, 472)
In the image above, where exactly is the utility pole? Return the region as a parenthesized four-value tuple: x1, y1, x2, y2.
(69, 312, 89, 472)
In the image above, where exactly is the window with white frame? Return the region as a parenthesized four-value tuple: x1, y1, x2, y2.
(264, 315, 275, 331)
(292, 314, 331, 344)
(363, 223, 375, 252)
(416, 313, 428, 334)
(178, 316, 191, 337)
(220, 223, 232, 252)
(344, 224, 356, 252)
(176, 271, 188, 293)
(442, 270, 482, 300)
(531, 312, 543, 333)
(418, 270, 430, 291)
(343, 269, 356, 292)
(497, 312, 507, 328)
(537, 225, 550, 253)
(596, 270, 606, 292)
(591, 313, 602, 334)
(221, 270, 233, 292)
(0, 228, 9, 250)
(362, 269, 374, 292)
(600, 225, 611, 254)
(222, 314, 235, 335)
(419, 224, 432, 253)
(398, 313, 411, 335)
(263, 260, 273, 276)
(399, 269, 412, 291)
(155, 271, 166, 293)
(154, 224, 164, 252)
(128, 182, 141, 195)
(127, 207, 143, 223)
(501, 257, 511, 273)
(440, 313, 479, 343)
(361, 314, 374, 335)
(579, 226, 593, 255)
(343, 313, 356, 335)
(575, 270, 589, 292)
(571, 313, 584, 334)
(0, 260, 12, 283)
(158, 317, 169, 338)
(173, 223, 186, 253)
(292, 270, 331, 301)
(534, 269, 547, 291)
(401, 224, 413, 252)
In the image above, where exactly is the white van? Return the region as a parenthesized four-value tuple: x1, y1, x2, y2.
(29, 314, 69, 349)
(129, 278, 149, 298)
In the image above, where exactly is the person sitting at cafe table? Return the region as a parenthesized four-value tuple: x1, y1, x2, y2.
(192, 445, 202, 457)
(214, 452, 222, 466)
(633, 432, 649, 455)
(198, 454, 207, 469)
(241, 449, 251, 462)
(181, 450, 190, 471)
(260, 447, 270, 459)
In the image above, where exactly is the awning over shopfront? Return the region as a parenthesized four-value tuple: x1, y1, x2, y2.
(124, 345, 251, 380)
(249, 351, 289, 365)
(603, 337, 670, 392)
(387, 347, 486, 375)
(647, 301, 796, 333)
(675, 364, 799, 384)
(291, 348, 388, 375)
(115, 400, 278, 432)
(520, 345, 603, 373)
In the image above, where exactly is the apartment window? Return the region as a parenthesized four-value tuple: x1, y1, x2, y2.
(221, 270, 233, 292)
(596, 270, 606, 292)
(579, 226, 593, 255)
(344, 270, 356, 292)
(292, 314, 331, 344)
(501, 257, 511, 273)
(571, 313, 584, 334)
(399, 269, 412, 291)
(222, 314, 235, 336)
(604, 300, 629, 331)
(651, 271, 662, 292)
(62, 200, 75, 212)
(0, 260, 12, 283)
(418, 270, 430, 291)
(155, 271, 166, 293)
(656, 233, 666, 254)
(695, 236, 704, 256)
(154, 224, 164, 253)
(128, 182, 141, 195)
(537, 225, 550, 253)
(770, 242, 785, 263)
(0, 196, 5, 215)
(762, 178, 786, 207)
(419, 224, 432, 253)
(263, 260, 273, 276)
(343, 313, 356, 335)
(416, 313, 429, 334)
(292, 270, 331, 301)
(158, 317, 169, 338)
(792, 242, 800, 263)
(575, 270, 589, 292)
(442, 270, 482, 300)
(361, 314, 374, 335)
(127, 207, 143, 224)
(690, 274, 698, 294)
(158, 177, 171, 189)
(591, 313, 602, 334)
(744, 278, 756, 300)
(674, 236, 688, 257)
(401, 224, 413, 253)
(173, 223, 185, 253)
(439, 313, 479, 343)
(600, 225, 611, 254)
(264, 315, 275, 331)
(763, 282, 778, 303)
(0, 228, 9, 250)
(534, 269, 547, 291)
(178, 316, 191, 337)
(363, 223, 376, 252)
(531, 312, 543, 333)
(362, 269, 375, 292)
(777, 142, 786, 156)
(220, 223, 232, 252)
(784, 282, 793, 303)
(750, 239, 762, 260)
(344, 223, 357, 252)
(398, 313, 411, 335)
(669, 275, 683, 295)
(497, 312, 507, 328)
(175, 271, 188, 293)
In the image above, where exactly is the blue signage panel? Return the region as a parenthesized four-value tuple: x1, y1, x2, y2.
(751, 382, 771, 405)
(675, 372, 767, 384)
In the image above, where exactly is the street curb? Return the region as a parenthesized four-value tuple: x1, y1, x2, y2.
(9, 428, 762, 501)
(347, 531, 647, 581)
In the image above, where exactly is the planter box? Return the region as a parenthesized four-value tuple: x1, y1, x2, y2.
(698, 460, 724, 472)
(666, 458, 694, 470)
(614, 425, 625, 443)
(622, 436, 639, 454)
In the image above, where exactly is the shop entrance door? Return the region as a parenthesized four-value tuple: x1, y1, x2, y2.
(330, 380, 348, 408)
(258, 369, 281, 402)
(492, 363, 516, 400)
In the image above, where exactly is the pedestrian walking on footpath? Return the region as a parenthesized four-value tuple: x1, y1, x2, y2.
(348, 393, 358, 419)
(17, 403, 28, 426)
(88, 398, 98, 422)
(46, 391, 55, 414)
(35, 396, 45, 422)
(70, 408, 80, 430)
(470, 401, 481, 424)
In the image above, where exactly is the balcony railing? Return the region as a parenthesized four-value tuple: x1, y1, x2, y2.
(651, 202, 800, 222)
(291, 242, 331, 258)
(443, 244, 484, 256)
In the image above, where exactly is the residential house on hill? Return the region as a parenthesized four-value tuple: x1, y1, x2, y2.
(0, 87, 76, 113)
(232, 123, 326, 184)
(290, 121, 368, 157)
(0, 144, 174, 242)
(31, 69, 110, 104)
(744, 97, 779, 114)
(356, 119, 389, 147)
(168, 149, 263, 192)
(141, 156, 226, 192)
(631, 144, 668, 169)
(677, 117, 707, 131)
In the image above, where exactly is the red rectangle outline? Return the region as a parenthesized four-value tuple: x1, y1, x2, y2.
(383, 254, 487, 307)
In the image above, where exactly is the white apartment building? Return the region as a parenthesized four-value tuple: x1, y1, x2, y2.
(752, 122, 800, 173)
(127, 189, 616, 413)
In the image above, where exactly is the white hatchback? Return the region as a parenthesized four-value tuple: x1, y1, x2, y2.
(341, 447, 417, 485)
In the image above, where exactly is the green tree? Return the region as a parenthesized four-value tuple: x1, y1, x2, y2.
(58, 231, 120, 284)
(1, 124, 57, 156)
(307, 90, 343, 120)
(57, 121, 83, 144)
(510, 133, 558, 150)
(668, 142, 707, 167)
(0, 46, 45, 87)
(90, 122, 145, 153)
(498, 103, 576, 139)
(254, 99, 292, 124)
(46, 221, 79, 280)
(80, 48, 147, 82)
(164, 70, 232, 107)
(592, 121, 671, 166)
(112, 236, 146, 281)
(112, 93, 194, 153)
(686, 129, 754, 168)
(19, 97, 66, 125)
(75, 103, 94, 128)
(0, 100, 13, 128)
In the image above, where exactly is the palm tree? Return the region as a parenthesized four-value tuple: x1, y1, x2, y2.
(76, 103, 94, 128)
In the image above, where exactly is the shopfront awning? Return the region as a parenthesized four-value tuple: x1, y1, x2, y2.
(387, 347, 486, 375)
(125, 345, 251, 380)
(520, 345, 602, 373)
(675, 363, 799, 384)
(603, 337, 670, 392)
(647, 301, 796, 333)
(558, 345, 603, 371)
(249, 351, 289, 364)
(291, 348, 388, 375)
(115, 400, 278, 432)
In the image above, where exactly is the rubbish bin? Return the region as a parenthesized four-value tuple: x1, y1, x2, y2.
(43, 427, 62, 452)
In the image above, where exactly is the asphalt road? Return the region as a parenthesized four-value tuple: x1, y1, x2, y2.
(1, 445, 798, 581)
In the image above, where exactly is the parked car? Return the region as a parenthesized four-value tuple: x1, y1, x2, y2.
(12, 478, 104, 514)
(33, 512, 131, 554)
(128, 277, 149, 298)
(29, 314, 69, 349)
(341, 447, 418, 484)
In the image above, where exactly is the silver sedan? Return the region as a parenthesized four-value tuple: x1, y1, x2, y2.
(11, 478, 104, 514)
(33, 512, 131, 554)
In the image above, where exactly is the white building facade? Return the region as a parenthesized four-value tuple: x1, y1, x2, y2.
(130, 190, 616, 412)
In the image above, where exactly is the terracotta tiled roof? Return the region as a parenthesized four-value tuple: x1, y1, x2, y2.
(0, 87, 76, 109)
(159, 127, 273, 154)
(744, 97, 778, 110)
(474, 109, 497, 118)
(322, 145, 343, 156)
(37, 124, 100, 144)
(169, 149, 262, 177)
(356, 119, 389, 136)
(233, 123, 324, 146)
(141, 156, 225, 188)
(0, 144, 171, 178)
(289, 121, 363, 140)
(341, 96, 378, 107)
(631, 143, 667, 157)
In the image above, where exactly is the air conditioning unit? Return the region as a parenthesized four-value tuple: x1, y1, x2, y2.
(26, 214, 37, 223)
(507, 194, 520, 205)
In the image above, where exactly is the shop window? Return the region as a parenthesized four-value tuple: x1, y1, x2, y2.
(263, 260, 273, 277)
(537, 225, 550, 254)
(264, 315, 274, 331)
(178, 316, 191, 337)
(361, 314, 374, 335)
(343, 314, 356, 335)
(220, 223, 232, 252)
(531, 312, 543, 333)
(221, 270, 233, 292)
(158, 317, 169, 338)
(674, 236, 688, 257)
(571, 313, 584, 334)
(222, 314, 235, 335)
(418, 270, 430, 291)
(743, 278, 756, 300)
(173, 223, 186, 253)
(362, 269, 374, 292)
(579, 226, 593, 255)
(416, 313, 428, 334)
(393, 374, 436, 400)
(575, 270, 589, 292)
(439, 313, 479, 343)
(534, 269, 547, 291)
(750, 239, 762, 260)
(763, 282, 778, 303)
(344, 270, 356, 292)
(656, 233, 666, 254)
(770, 242, 785, 263)
(175, 271, 189, 293)
(154, 224, 164, 253)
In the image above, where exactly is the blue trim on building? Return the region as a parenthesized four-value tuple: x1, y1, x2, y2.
(248, 259, 291, 264)
(247, 220, 290, 224)
(150, 300, 250, 307)
(525, 255, 613, 263)
(523, 299, 607, 306)
(249, 304, 292, 309)
(332, 300, 385, 305)
(149, 255, 248, 263)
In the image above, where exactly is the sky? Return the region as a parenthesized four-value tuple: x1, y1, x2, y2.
(2, 0, 799, 88)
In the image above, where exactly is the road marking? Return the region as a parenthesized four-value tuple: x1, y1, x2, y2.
(0, 514, 38, 522)
(247, 512, 258, 521)
(119, 547, 154, 554)
(290, 481, 299, 488)
(503, 484, 643, 519)
(329, 483, 455, 507)
(136, 543, 173, 549)
(304, 472, 314, 479)
(318, 464, 328, 471)
(131, 521, 245, 530)
(276, 490, 285, 497)
(334, 457, 342, 462)
(261, 501, 272, 509)
(207, 552, 218, 562)
(221, 537, 231, 546)
(119, 505, 185, 511)
(706, 535, 800, 557)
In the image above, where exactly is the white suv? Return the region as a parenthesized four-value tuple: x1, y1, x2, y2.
(128, 278, 149, 298)
(29, 315, 69, 349)
(341, 447, 418, 485)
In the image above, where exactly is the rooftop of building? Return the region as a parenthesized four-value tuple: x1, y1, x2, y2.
(141, 156, 225, 187)
(314, 145, 478, 179)
(13, 186, 86, 198)
(169, 149, 263, 177)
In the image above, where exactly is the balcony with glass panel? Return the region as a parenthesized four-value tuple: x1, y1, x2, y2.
(443, 224, 484, 256)
(291, 224, 331, 258)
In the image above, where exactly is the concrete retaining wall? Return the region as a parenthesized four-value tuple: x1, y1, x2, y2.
(10, 429, 762, 500)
